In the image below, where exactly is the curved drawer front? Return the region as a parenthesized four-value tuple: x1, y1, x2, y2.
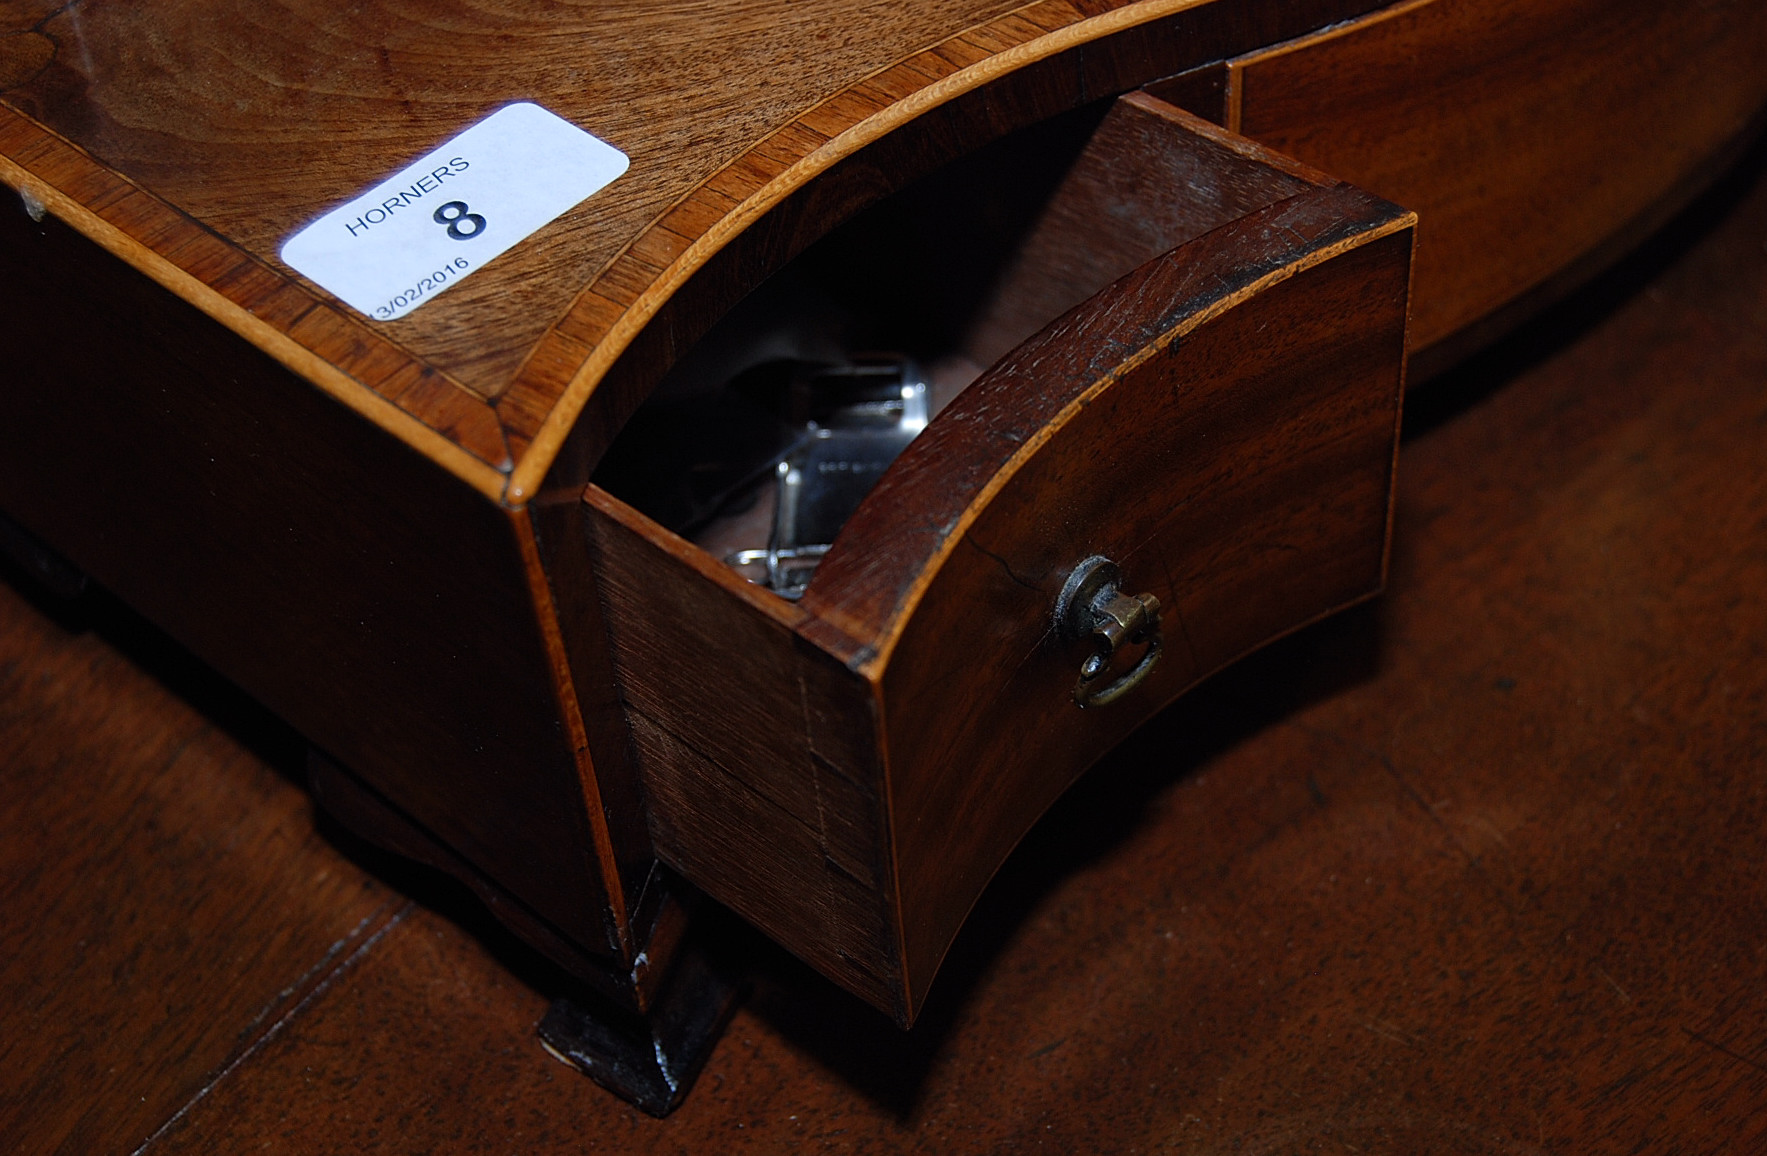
(809, 183, 1412, 1013)
(583, 95, 1412, 1023)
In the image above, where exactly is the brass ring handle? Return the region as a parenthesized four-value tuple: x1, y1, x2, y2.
(1055, 556, 1163, 708)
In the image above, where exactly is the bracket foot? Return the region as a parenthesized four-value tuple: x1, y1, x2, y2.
(538, 940, 740, 1116)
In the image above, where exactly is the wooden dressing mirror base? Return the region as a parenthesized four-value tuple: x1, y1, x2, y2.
(3, 0, 1764, 1120)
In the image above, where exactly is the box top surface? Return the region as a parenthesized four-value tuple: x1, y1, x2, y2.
(0, 0, 1357, 500)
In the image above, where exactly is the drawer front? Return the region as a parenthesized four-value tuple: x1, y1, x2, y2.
(815, 198, 1411, 1011)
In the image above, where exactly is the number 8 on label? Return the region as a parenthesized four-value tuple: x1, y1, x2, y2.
(433, 201, 486, 240)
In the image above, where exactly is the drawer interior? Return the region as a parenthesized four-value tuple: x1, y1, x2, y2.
(591, 95, 1325, 599)
(580, 93, 1412, 1023)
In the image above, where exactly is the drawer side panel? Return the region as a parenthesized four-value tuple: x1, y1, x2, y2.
(580, 491, 905, 1017)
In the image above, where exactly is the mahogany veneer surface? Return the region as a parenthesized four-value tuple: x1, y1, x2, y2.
(5, 135, 1767, 1154)
(0, 0, 1392, 487)
(1227, 0, 1767, 361)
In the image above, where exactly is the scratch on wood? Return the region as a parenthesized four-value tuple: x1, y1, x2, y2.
(1362, 1018, 1426, 1049)
(1295, 721, 1520, 917)
(130, 903, 412, 1155)
(1683, 1027, 1767, 1075)
(1594, 965, 1631, 1004)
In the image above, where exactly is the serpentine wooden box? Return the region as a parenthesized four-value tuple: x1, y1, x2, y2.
(1, 0, 1760, 1028)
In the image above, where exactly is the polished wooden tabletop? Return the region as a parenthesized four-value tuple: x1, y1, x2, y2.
(6, 141, 1767, 1154)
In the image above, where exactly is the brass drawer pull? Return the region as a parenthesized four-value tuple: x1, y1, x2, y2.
(1055, 556, 1162, 708)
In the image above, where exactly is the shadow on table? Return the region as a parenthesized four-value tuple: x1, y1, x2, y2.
(730, 597, 1386, 1119)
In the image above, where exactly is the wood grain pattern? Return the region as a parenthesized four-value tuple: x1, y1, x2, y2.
(0, 575, 402, 1156)
(0, 0, 1391, 495)
(10, 138, 1765, 1148)
(953, 92, 1325, 368)
(3, 0, 1011, 394)
(4, 0, 1760, 496)
(1227, 0, 1767, 365)
(0, 112, 512, 491)
(526, 0, 1388, 494)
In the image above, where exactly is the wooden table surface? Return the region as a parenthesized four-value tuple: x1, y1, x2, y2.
(6, 139, 1767, 1153)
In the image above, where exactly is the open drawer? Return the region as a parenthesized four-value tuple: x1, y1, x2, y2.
(582, 93, 1413, 1024)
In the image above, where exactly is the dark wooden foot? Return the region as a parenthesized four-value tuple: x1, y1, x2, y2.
(538, 939, 740, 1117)
(309, 748, 740, 1112)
